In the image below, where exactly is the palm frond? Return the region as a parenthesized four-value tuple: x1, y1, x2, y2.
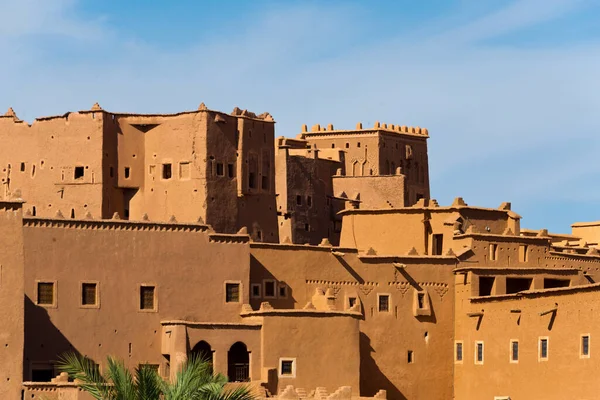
(135, 364, 162, 400)
(198, 383, 255, 400)
(105, 356, 136, 400)
(163, 355, 220, 400)
(56, 352, 110, 400)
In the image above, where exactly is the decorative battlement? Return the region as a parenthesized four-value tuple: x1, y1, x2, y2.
(299, 121, 429, 137)
(274, 385, 386, 400)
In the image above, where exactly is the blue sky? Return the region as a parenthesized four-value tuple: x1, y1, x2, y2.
(1, 0, 600, 233)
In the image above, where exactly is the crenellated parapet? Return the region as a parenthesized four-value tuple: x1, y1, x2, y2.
(299, 122, 429, 137)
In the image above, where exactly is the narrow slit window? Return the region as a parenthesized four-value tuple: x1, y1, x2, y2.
(511, 341, 519, 362)
(407, 350, 414, 364)
(124, 167, 130, 179)
(417, 293, 425, 309)
(162, 164, 172, 180)
(475, 342, 484, 364)
(227, 164, 234, 178)
(216, 163, 224, 176)
(456, 342, 463, 362)
(582, 335, 590, 357)
(489, 244, 498, 261)
(296, 195, 302, 206)
(539, 338, 548, 361)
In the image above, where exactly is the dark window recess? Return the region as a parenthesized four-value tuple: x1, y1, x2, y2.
(540, 339, 548, 358)
(476, 343, 483, 362)
(307, 196, 312, 207)
(416, 193, 424, 201)
(82, 283, 97, 306)
(456, 343, 463, 361)
(256, 230, 262, 241)
(37, 282, 54, 305)
(228, 164, 234, 178)
(348, 297, 357, 308)
(248, 173, 256, 189)
(296, 195, 302, 206)
(216, 163, 224, 176)
(124, 167, 130, 179)
(74, 166, 84, 179)
(281, 360, 293, 375)
(109, 166, 114, 178)
(345, 143, 349, 148)
(140, 286, 155, 310)
(407, 351, 414, 364)
(279, 286, 287, 297)
(226, 283, 240, 302)
(262, 176, 269, 190)
(479, 277, 495, 296)
(417, 293, 425, 309)
(378, 295, 389, 312)
(265, 281, 275, 297)
(70, 209, 75, 219)
(162, 164, 172, 179)
(252, 285, 260, 297)
(582, 336, 590, 356)
(512, 341, 519, 361)
(32, 368, 54, 382)
(544, 278, 570, 289)
(506, 278, 532, 294)
(304, 223, 309, 232)
(432, 234, 443, 255)
(20, 162, 25, 172)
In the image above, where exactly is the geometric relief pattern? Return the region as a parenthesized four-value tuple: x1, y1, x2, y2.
(420, 282, 449, 300)
(305, 280, 379, 297)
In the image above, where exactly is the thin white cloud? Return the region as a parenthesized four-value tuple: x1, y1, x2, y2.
(1, 0, 599, 232)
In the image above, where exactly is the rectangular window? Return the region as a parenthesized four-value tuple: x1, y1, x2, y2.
(216, 163, 224, 176)
(539, 338, 548, 361)
(31, 363, 55, 382)
(479, 277, 495, 296)
(581, 335, 590, 358)
(179, 162, 191, 179)
(251, 283, 261, 298)
(307, 196, 312, 207)
(407, 350, 414, 364)
(544, 278, 570, 289)
(279, 358, 296, 378)
(378, 294, 390, 312)
(262, 175, 269, 190)
(348, 297, 357, 309)
(432, 234, 443, 255)
(489, 244, 498, 261)
(279, 285, 287, 298)
(140, 286, 155, 310)
(225, 283, 240, 303)
(74, 166, 84, 180)
(510, 340, 519, 363)
(248, 172, 256, 189)
(475, 341, 484, 364)
(519, 245, 528, 262)
(81, 282, 97, 306)
(37, 282, 55, 306)
(20, 162, 26, 172)
(162, 164, 172, 179)
(506, 277, 532, 294)
(296, 195, 302, 206)
(264, 280, 276, 298)
(124, 167, 131, 179)
(417, 293, 425, 309)
(455, 342, 463, 362)
(227, 164, 234, 178)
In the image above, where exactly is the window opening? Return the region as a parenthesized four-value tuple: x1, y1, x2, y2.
(140, 286, 155, 310)
(264, 280, 275, 298)
(216, 163, 224, 176)
(432, 234, 443, 255)
(378, 294, 390, 312)
(124, 167, 130, 179)
(582, 335, 590, 357)
(540, 338, 548, 360)
(228, 164, 234, 178)
(37, 282, 54, 305)
(74, 166, 84, 179)
(456, 342, 463, 362)
(511, 341, 519, 362)
(407, 350, 414, 364)
(162, 164, 172, 179)
(479, 277, 495, 296)
(82, 283, 97, 306)
(506, 278, 532, 294)
(226, 283, 240, 303)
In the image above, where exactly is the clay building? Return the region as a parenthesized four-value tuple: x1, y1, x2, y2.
(1, 104, 600, 400)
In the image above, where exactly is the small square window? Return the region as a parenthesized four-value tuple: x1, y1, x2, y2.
(179, 162, 191, 179)
(378, 294, 390, 312)
(279, 285, 287, 298)
(475, 341, 484, 364)
(278, 358, 296, 378)
(226, 283, 240, 303)
(455, 342, 463, 363)
(251, 284, 261, 298)
(216, 163, 224, 176)
(162, 164, 172, 180)
(81, 282, 97, 306)
(581, 335, 590, 358)
(264, 280, 276, 298)
(348, 297, 357, 309)
(140, 286, 155, 310)
(228, 164, 234, 178)
(74, 166, 84, 180)
(37, 282, 55, 306)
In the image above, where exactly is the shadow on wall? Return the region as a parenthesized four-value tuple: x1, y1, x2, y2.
(359, 332, 406, 400)
(24, 296, 78, 381)
(249, 255, 296, 309)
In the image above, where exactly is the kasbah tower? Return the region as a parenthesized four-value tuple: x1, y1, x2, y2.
(1, 103, 600, 400)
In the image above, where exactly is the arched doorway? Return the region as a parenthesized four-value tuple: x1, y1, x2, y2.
(227, 342, 250, 382)
(190, 340, 213, 363)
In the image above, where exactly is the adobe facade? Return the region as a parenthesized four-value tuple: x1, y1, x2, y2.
(1, 104, 600, 400)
